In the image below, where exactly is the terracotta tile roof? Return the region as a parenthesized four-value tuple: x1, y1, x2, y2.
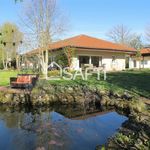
(27, 34, 135, 54)
(50, 34, 135, 51)
(141, 48, 150, 54)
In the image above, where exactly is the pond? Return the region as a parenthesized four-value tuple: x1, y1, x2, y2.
(0, 106, 128, 150)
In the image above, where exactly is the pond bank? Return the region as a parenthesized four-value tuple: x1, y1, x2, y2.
(0, 81, 150, 150)
(0, 80, 142, 106)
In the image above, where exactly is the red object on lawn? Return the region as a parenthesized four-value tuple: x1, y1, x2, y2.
(10, 74, 39, 89)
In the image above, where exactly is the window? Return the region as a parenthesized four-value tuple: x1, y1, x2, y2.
(145, 60, 148, 65)
(91, 56, 100, 67)
(79, 56, 90, 67)
(141, 60, 148, 65)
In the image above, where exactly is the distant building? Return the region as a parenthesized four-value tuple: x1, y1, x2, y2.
(130, 47, 150, 69)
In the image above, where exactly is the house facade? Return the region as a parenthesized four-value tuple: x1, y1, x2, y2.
(72, 49, 129, 71)
(129, 47, 150, 69)
(27, 35, 136, 71)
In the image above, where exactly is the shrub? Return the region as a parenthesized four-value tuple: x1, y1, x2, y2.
(115, 133, 134, 145)
(48, 70, 61, 77)
(129, 100, 146, 113)
(54, 51, 68, 68)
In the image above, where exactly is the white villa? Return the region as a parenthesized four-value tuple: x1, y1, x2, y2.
(27, 34, 137, 71)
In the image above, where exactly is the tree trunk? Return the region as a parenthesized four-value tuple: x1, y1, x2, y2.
(2, 59, 6, 70)
(16, 55, 20, 70)
(2, 53, 8, 70)
(37, 49, 48, 79)
(3, 57, 8, 70)
(45, 49, 48, 79)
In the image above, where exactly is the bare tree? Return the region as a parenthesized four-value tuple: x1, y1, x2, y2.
(129, 34, 143, 68)
(129, 34, 143, 50)
(106, 24, 132, 45)
(21, 0, 66, 78)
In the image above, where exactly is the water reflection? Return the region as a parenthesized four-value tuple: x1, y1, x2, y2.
(0, 106, 127, 150)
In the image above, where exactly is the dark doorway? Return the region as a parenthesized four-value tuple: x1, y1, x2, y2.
(91, 56, 100, 67)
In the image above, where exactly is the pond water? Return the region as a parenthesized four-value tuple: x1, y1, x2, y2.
(0, 106, 127, 150)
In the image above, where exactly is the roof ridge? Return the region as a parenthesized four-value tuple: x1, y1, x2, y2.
(79, 34, 132, 49)
(51, 34, 132, 49)
(51, 34, 84, 44)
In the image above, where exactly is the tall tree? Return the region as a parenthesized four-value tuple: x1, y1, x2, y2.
(0, 41, 5, 69)
(21, 0, 66, 78)
(106, 24, 132, 45)
(0, 23, 23, 69)
(130, 34, 143, 69)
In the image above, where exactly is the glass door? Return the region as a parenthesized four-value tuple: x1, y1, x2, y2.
(91, 56, 100, 67)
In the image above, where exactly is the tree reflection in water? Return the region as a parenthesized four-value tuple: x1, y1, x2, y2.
(0, 105, 127, 150)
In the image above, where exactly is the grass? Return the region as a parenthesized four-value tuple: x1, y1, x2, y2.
(48, 69, 150, 98)
(0, 69, 34, 86)
(106, 69, 150, 98)
(0, 69, 150, 98)
(0, 70, 18, 86)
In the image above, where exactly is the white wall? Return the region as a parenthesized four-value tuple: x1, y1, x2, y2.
(129, 56, 150, 69)
(141, 56, 150, 68)
(71, 57, 79, 70)
(130, 60, 140, 69)
(129, 57, 134, 68)
(71, 49, 126, 71)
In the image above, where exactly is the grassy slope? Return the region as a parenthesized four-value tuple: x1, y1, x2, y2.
(0, 69, 150, 98)
(48, 69, 150, 98)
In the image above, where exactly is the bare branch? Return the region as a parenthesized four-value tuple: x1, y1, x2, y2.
(106, 24, 132, 45)
(20, 0, 68, 77)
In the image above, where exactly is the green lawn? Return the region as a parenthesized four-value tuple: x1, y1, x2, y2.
(0, 69, 150, 98)
(106, 69, 150, 98)
(0, 69, 35, 86)
(48, 69, 150, 98)
(0, 70, 19, 86)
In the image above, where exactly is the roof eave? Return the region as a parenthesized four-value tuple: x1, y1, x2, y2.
(71, 46, 136, 53)
(142, 53, 150, 56)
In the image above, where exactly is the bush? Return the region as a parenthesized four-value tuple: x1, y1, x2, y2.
(48, 70, 61, 77)
(54, 52, 68, 68)
(129, 100, 146, 113)
(115, 133, 134, 145)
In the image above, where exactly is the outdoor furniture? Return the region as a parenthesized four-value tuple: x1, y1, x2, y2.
(10, 74, 39, 89)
